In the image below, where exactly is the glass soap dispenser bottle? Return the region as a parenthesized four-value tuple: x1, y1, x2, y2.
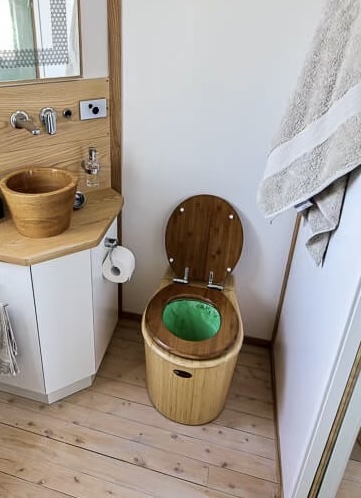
(83, 146, 100, 187)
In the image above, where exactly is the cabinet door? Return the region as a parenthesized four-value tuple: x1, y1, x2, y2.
(31, 251, 95, 394)
(0, 262, 45, 393)
(91, 219, 118, 371)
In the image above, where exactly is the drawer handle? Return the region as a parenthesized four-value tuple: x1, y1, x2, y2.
(173, 369, 192, 378)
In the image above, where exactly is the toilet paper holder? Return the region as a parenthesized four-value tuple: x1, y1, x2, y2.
(102, 239, 135, 283)
(104, 237, 118, 248)
(104, 238, 121, 277)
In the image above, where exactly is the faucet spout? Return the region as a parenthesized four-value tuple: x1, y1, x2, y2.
(10, 111, 40, 136)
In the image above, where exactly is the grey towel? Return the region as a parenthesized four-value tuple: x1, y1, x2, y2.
(258, 0, 361, 265)
(0, 302, 19, 376)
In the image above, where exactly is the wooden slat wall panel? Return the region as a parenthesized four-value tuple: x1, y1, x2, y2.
(108, 0, 123, 314)
(108, 0, 122, 195)
(0, 137, 110, 191)
(0, 78, 111, 191)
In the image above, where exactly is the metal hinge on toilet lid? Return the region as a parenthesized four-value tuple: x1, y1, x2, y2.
(173, 267, 189, 284)
(207, 271, 224, 291)
(173, 267, 224, 290)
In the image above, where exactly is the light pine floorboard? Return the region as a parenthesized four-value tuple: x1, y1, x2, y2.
(336, 432, 361, 498)
(0, 319, 280, 498)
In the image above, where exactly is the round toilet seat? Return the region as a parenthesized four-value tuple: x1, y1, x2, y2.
(144, 283, 239, 360)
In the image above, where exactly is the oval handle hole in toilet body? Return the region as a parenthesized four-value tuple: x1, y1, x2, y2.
(173, 369, 192, 378)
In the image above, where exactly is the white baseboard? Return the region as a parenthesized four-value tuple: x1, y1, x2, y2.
(0, 376, 93, 404)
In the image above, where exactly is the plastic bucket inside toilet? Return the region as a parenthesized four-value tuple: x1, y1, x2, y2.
(162, 299, 221, 341)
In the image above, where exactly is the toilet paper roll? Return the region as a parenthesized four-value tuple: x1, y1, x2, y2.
(102, 246, 135, 283)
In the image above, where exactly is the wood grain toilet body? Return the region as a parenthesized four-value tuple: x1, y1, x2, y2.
(141, 195, 244, 425)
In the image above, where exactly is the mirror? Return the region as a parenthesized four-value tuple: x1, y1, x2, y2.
(0, 0, 80, 82)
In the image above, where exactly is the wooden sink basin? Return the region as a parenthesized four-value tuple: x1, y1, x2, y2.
(0, 168, 78, 238)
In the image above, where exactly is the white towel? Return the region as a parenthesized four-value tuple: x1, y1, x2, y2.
(0, 302, 19, 376)
(258, 0, 361, 265)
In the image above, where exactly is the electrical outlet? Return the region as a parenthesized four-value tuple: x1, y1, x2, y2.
(79, 98, 107, 120)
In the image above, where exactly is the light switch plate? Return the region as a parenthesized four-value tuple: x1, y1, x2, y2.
(79, 98, 107, 120)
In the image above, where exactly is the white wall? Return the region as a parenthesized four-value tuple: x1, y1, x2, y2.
(122, 0, 323, 339)
(274, 169, 361, 497)
(80, 0, 108, 78)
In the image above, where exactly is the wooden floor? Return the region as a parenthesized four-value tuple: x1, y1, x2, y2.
(0, 319, 279, 498)
(336, 432, 361, 498)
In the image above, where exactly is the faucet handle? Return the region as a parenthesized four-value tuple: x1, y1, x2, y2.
(40, 107, 57, 135)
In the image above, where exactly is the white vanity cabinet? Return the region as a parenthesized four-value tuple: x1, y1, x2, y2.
(0, 220, 118, 403)
(31, 250, 95, 398)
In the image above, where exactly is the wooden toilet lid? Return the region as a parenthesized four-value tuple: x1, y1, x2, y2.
(165, 195, 243, 284)
(145, 283, 239, 360)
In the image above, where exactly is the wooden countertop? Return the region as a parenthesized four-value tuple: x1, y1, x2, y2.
(0, 188, 123, 266)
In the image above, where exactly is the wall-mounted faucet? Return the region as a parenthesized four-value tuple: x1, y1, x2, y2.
(10, 111, 40, 136)
(40, 107, 57, 135)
